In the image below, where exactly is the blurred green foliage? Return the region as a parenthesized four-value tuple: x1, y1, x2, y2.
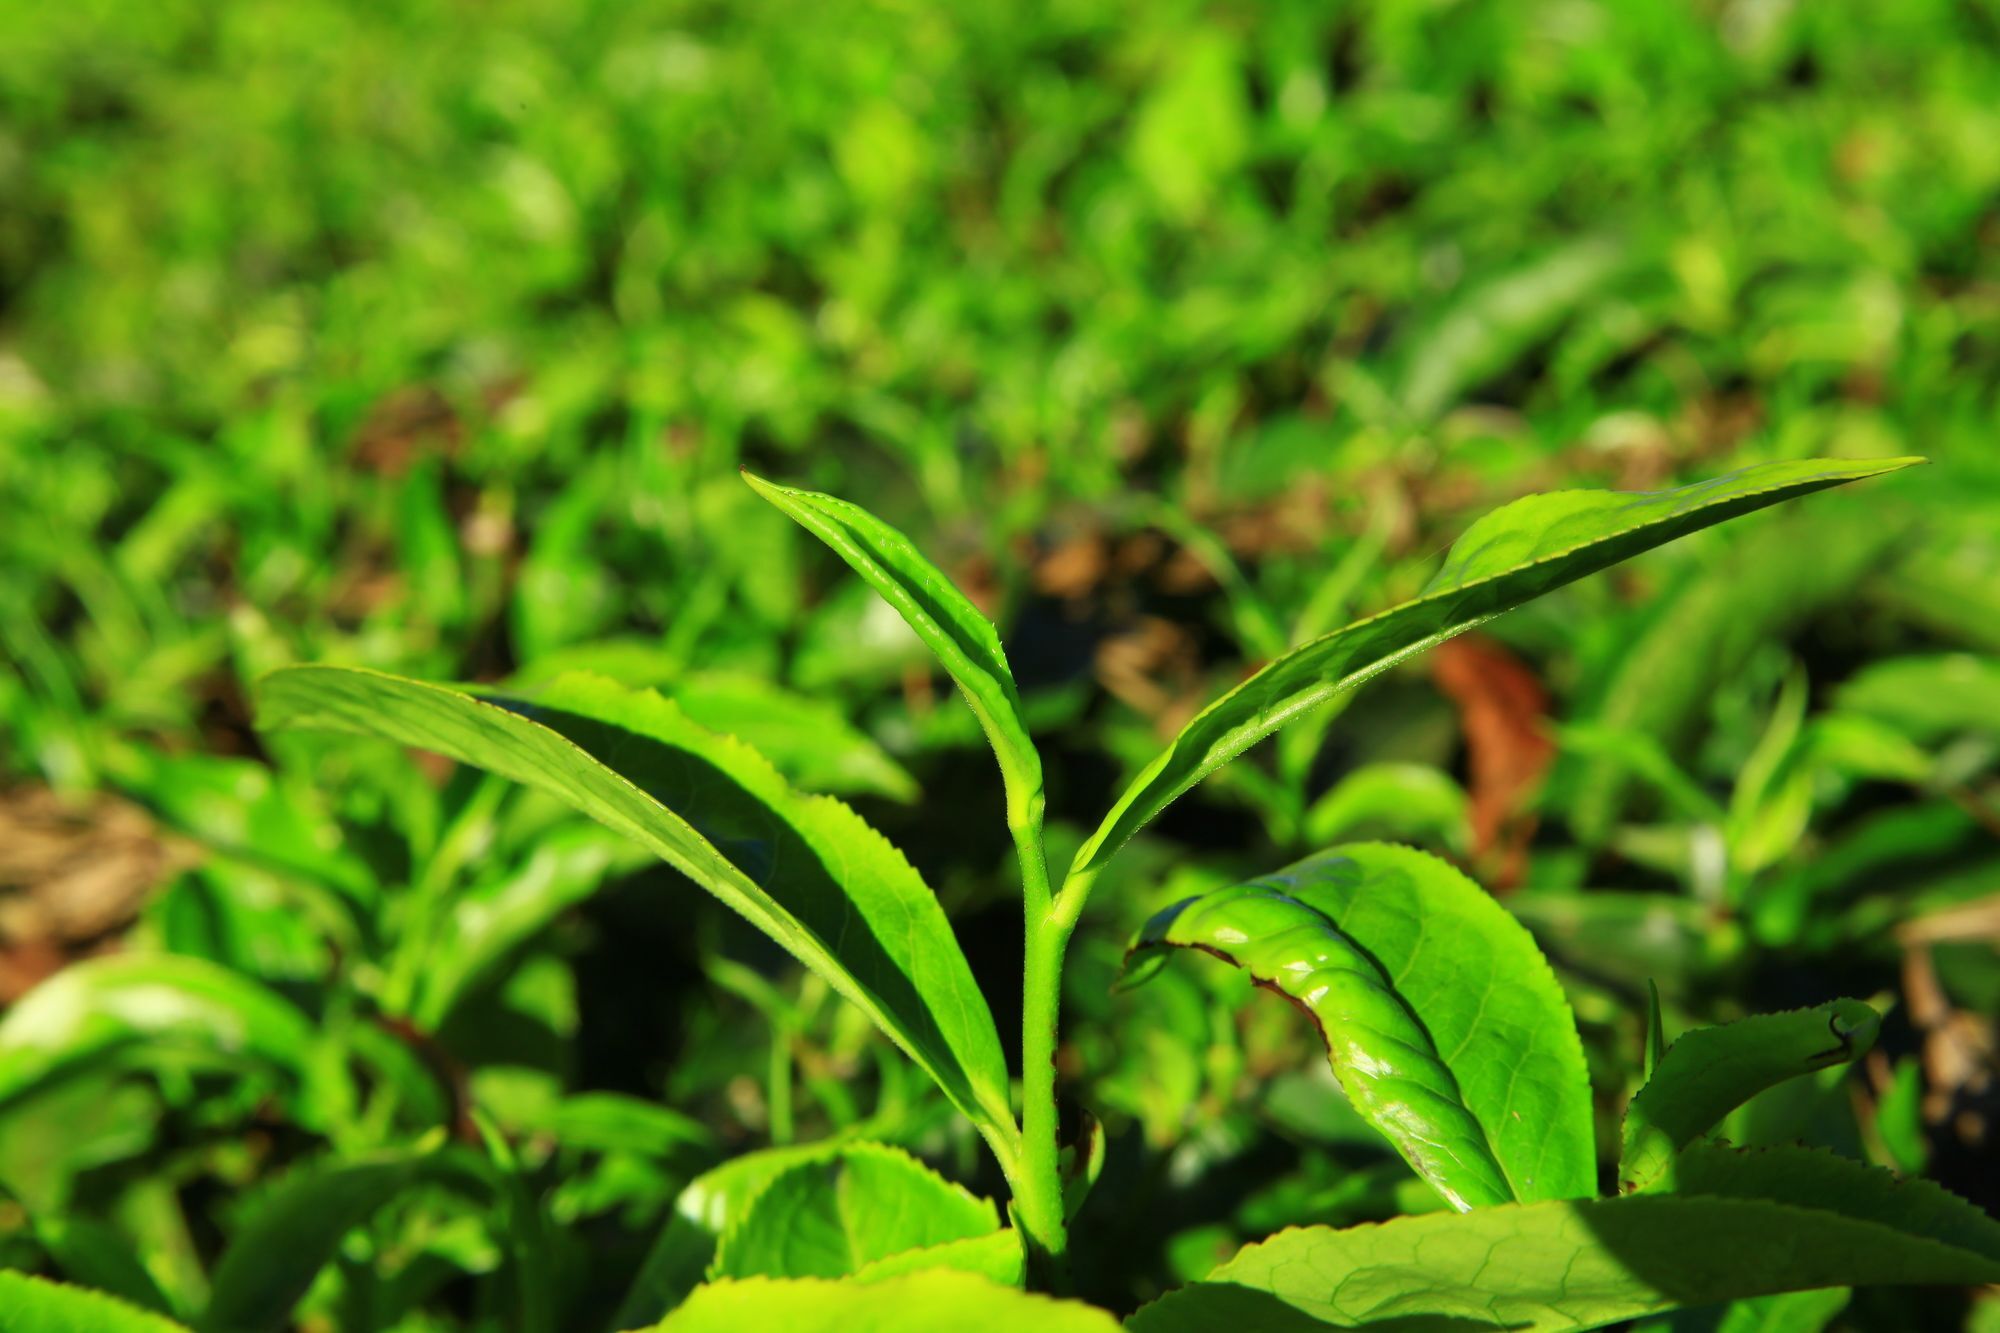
(1, 0, 1997, 1327)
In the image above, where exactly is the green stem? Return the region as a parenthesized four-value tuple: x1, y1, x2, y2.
(768, 1024, 795, 1146)
(1008, 800, 1073, 1290)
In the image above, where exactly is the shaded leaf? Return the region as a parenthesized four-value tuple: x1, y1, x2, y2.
(256, 668, 1015, 1150)
(1621, 1002, 1879, 1193)
(1128, 1188, 2000, 1332)
(411, 824, 638, 1029)
(1126, 844, 1593, 1208)
(201, 1150, 434, 1333)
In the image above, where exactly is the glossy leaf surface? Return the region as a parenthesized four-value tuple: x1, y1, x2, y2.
(256, 667, 1015, 1148)
(710, 1144, 998, 1281)
(1072, 458, 1918, 882)
(743, 474, 1042, 825)
(0, 1272, 190, 1333)
(645, 1271, 1122, 1332)
(1126, 845, 1593, 1207)
(1620, 1001, 1879, 1193)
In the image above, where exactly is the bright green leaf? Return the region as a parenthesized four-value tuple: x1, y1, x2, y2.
(1128, 1188, 2000, 1332)
(1620, 1002, 1879, 1193)
(644, 1271, 1122, 1332)
(0, 1272, 190, 1333)
(614, 1145, 844, 1327)
(1071, 459, 1919, 887)
(850, 1230, 1023, 1287)
(741, 475, 1043, 832)
(711, 1143, 998, 1281)
(669, 672, 919, 802)
(1125, 844, 1594, 1207)
(255, 668, 1016, 1154)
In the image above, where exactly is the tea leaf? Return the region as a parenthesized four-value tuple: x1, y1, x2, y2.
(0, 1272, 191, 1333)
(0, 954, 333, 1127)
(1071, 459, 1919, 886)
(850, 1231, 1023, 1287)
(1620, 1001, 1879, 1193)
(742, 475, 1043, 829)
(1125, 845, 1593, 1208)
(256, 668, 1016, 1154)
(615, 1146, 839, 1327)
(711, 1143, 999, 1281)
(645, 1271, 1122, 1331)
(1128, 1187, 2000, 1331)
(202, 1151, 434, 1333)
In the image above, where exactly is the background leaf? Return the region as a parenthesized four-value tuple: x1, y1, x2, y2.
(200, 1150, 436, 1333)
(0, 955, 332, 1127)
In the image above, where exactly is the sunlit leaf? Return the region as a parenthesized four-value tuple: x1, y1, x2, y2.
(0, 1271, 190, 1333)
(743, 475, 1042, 830)
(1073, 459, 1919, 887)
(711, 1144, 999, 1281)
(256, 668, 1015, 1152)
(1130, 1155, 2000, 1332)
(644, 1271, 1122, 1331)
(1125, 844, 1594, 1207)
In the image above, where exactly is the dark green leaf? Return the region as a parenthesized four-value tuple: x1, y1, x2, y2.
(256, 668, 1015, 1152)
(1620, 1002, 1879, 1193)
(201, 1150, 432, 1333)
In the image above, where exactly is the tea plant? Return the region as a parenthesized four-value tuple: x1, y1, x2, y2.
(11, 456, 1998, 1331)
